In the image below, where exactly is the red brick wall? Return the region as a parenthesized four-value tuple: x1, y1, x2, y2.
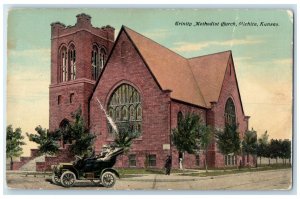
(89, 30, 172, 169)
(11, 149, 40, 170)
(49, 15, 114, 131)
(36, 145, 75, 171)
(209, 55, 250, 168)
(170, 100, 207, 169)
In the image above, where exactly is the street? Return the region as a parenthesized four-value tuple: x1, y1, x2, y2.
(5, 168, 292, 191)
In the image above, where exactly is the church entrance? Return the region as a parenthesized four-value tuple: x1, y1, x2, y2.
(59, 119, 71, 148)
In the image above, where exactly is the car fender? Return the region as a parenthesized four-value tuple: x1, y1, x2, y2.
(101, 168, 120, 178)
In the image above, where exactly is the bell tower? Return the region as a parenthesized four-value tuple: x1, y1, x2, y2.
(49, 13, 115, 131)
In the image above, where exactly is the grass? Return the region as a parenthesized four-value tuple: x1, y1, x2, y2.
(117, 164, 291, 178)
(180, 164, 292, 177)
(117, 168, 183, 178)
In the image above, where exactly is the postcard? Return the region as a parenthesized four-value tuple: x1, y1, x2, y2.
(5, 7, 293, 191)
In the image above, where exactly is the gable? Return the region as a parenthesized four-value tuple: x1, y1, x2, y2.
(188, 51, 231, 107)
(91, 26, 242, 111)
(124, 26, 207, 108)
(220, 54, 245, 115)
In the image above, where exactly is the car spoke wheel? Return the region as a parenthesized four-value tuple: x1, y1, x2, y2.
(52, 174, 61, 185)
(101, 171, 116, 188)
(60, 171, 76, 187)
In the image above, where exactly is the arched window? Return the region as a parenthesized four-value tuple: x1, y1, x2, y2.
(68, 44, 76, 80)
(91, 45, 98, 80)
(91, 45, 106, 81)
(107, 84, 142, 134)
(177, 111, 183, 126)
(224, 98, 236, 125)
(60, 46, 67, 82)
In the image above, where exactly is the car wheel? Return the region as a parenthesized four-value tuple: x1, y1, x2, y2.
(101, 171, 116, 188)
(52, 174, 61, 185)
(60, 171, 76, 187)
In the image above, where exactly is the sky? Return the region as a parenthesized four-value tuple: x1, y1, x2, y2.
(6, 8, 293, 156)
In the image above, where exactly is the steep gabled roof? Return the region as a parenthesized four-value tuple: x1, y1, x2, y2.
(188, 51, 231, 106)
(124, 26, 207, 108)
(92, 26, 234, 109)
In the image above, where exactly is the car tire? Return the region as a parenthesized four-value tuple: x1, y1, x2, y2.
(101, 171, 116, 188)
(52, 174, 61, 185)
(60, 171, 76, 187)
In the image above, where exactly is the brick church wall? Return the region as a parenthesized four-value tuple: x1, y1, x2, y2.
(208, 56, 250, 168)
(89, 30, 172, 168)
(170, 100, 207, 169)
(49, 14, 114, 131)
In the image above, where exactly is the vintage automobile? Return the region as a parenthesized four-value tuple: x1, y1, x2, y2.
(51, 146, 124, 188)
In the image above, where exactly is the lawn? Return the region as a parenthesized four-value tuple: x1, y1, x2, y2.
(179, 164, 292, 177)
(117, 164, 291, 178)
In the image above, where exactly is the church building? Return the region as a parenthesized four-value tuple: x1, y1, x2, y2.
(49, 13, 251, 169)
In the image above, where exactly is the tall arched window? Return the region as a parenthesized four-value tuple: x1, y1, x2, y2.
(91, 45, 106, 81)
(91, 45, 99, 80)
(224, 98, 236, 125)
(59, 45, 76, 82)
(107, 84, 142, 134)
(60, 46, 67, 82)
(68, 44, 76, 80)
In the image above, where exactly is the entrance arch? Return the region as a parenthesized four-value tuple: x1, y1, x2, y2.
(59, 119, 71, 148)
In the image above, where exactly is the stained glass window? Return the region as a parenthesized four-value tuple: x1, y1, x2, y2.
(224, 98, 236, 125)
(107, 84, 142, 134)
(91, 45, 106, 80)
(69, 44, 76, 80)
(59, 45, 76, 82)
(60, 46, 67, 82)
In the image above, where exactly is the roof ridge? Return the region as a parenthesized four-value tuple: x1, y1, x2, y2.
(123, 26, 187, 61)
(188, 50, 231, 60)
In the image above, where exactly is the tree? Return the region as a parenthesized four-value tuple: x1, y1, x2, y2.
(113, 121, 141, 152)
(281, 139, 291, 164)
(242, 128, 257, 166)
(269, 139, 281, 164)
(6, 125, 26, 170)
(110, 121, 141, 168)
(60, 107, 96, 156)
(26, 126, 60, 156)
(172, 112, 201, 169)
(199, 124, 214, 172)
(257, 131, 269, 165)
(215, 124, 241, 169)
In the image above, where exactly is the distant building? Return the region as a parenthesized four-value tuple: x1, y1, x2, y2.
(47, 13, 252, 169)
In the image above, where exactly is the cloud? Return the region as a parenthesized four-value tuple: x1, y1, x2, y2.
(142, 29, 170, 40)
(172, 37, 263, 52)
